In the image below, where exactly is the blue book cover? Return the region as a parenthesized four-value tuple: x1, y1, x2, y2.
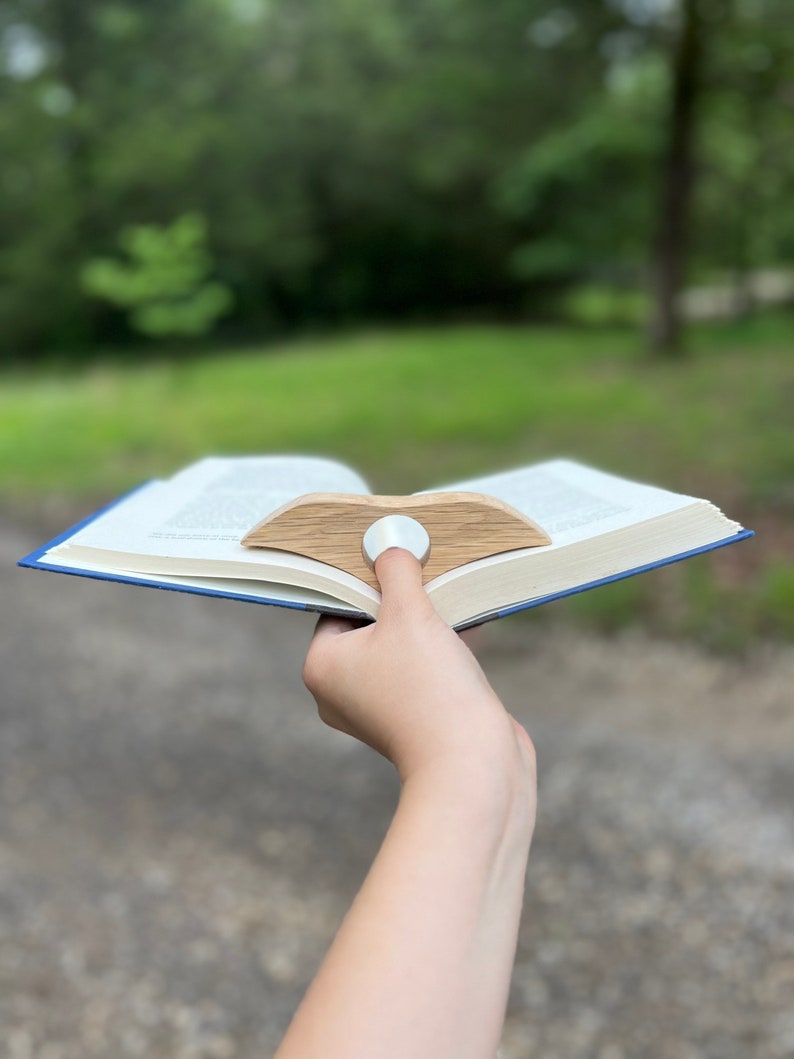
(17, 481, 754, 629)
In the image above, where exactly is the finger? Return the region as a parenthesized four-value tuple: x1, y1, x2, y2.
(458, 626, 483, 654)
(303, 615, 363, 696)
(374, 547, 433, 622)
(311, 614, 362, 643)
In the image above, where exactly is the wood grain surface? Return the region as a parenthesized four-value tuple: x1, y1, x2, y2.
(241, 492, 551, 589)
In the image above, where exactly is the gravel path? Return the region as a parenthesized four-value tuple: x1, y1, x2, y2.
(3, 517, 793, 1059)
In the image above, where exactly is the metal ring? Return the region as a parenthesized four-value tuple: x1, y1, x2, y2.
(361, 515, 431, 570)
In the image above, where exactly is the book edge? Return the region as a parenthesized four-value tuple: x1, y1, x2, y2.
(453, 528, 755, 629)
(18, 481, 158, 566)
(16, 484, 370, 621)
(18, 484, 754, 629)
(19, 555, 367, 619)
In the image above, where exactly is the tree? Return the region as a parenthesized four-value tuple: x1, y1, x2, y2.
(81, 214, 233, 339)
(648, 0, 705, 356)
(692, 0, 794, 308)
(0, 0, 791, 359)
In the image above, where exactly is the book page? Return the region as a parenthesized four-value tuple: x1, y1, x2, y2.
(424, 460, 742, 624)
(151, 456, 370, 543)
(48, 555, 366, 613)
(51, 456, 370, 562)
(429, 459, 708, 548)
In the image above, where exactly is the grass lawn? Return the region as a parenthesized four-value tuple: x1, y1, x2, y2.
(3, 313, 792, 644)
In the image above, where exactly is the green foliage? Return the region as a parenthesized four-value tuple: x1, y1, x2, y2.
(760, 563, 794, 639)
(692, 0, 794, 278)
(2, 315, 793, 644)
(495, 79, 664, 284)
(2, 313, 791, 493)
(563, 577, 649, 634)
(0, 0, 792, 356)
(81, 214, 232, 338)
(560, 285, 648, 326)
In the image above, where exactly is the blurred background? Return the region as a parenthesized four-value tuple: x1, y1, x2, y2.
(1, 0, 792, 639)
(1, 0, 793, 1056)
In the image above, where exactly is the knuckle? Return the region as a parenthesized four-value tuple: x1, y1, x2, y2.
(315, 698, 333, 726)
(302, 640, 330, 695)
(513, 720, 537, 763)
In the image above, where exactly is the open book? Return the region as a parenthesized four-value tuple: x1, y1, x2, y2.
(19, 456, 751, 629)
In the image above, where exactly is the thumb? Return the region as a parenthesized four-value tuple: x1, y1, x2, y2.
(374, 547, 434, 624)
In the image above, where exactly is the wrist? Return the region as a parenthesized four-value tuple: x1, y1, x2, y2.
(399, 731, 537, 853)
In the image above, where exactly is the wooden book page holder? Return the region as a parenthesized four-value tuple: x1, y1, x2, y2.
(241, 492, 551, 590)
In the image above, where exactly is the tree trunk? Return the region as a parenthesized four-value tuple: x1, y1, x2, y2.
(648, 0, 705, 357)
(48, 0, 99, 346)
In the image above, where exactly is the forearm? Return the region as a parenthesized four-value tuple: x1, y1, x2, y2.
(275, 746, 535, 1059)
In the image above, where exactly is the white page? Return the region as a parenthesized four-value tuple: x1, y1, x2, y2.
(428, 459, 712, 547)
(153, 456, 370, 543)
(425, 462, 742, 623)
(40, 554, 364, 613)
(45, 455, 382, 613)
(52, 456, 370, 563)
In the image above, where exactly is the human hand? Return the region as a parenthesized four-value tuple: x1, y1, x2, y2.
(302, 548, 534, 788)
(289, 550, 536, 1058)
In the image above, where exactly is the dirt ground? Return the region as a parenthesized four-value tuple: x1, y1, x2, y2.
(2, 515, 793, 1059)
